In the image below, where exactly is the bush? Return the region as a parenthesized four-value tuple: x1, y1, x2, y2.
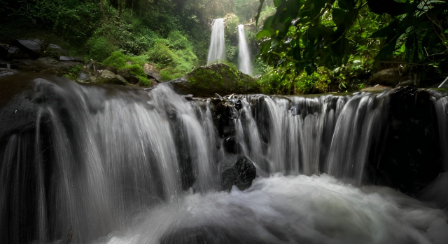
(103, 51, 150, 85)
(86, 36, 119, 62)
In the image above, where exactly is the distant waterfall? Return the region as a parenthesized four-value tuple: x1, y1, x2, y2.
(237, 25, 253, 76)
(207, 18, 226, 64)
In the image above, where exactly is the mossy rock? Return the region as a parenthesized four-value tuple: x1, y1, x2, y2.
(168, 63, 260, 97)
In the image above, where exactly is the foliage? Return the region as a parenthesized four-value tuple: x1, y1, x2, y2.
(64, 64, 83, 80)
(147, 31, 199, 81)
(256, 0, 448, 94)
(103, 51, 150, 85)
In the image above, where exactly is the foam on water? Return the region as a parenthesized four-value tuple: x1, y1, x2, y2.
(102, 175, 448, 244)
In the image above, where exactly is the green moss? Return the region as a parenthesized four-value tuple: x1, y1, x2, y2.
(102, 51, 150, 86)
(64, 65, 83, 80)
(86, 36, 119, 61)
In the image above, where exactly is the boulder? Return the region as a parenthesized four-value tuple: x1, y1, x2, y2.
(361, 84, 392, 92)
(220, 155, 256, 191)
(11, 39, 44, 59)
(143, 63, 161, 82)
(168, 63, 261, 97)
(59, 56, 83, 62)
(366, 86, 442, 195)
(10, 57, 80, 76)
(5, 46, 29, 60)
(0, 68, 18, 78)
(46, 44, 67, 58)
(117, 69, 139, 84)
(98, 70, 128, 85)
(368, 68, 401, 87)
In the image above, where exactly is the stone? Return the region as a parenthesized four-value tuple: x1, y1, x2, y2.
(143, 63, 162, 82)
(361, 84, 392, 92)
(0, 68, 18, 78)
(6, 46, 29, 60)
(59, 56, 83, 62)
(11, 39, 44, 59)
(368, 68, 402, 87)
(98, 70, 128, 85)
(220, 155, 256, 191)
(168, 63, 261, 97)
(46, 44, 67, 58)
(117, 69, 139, 84)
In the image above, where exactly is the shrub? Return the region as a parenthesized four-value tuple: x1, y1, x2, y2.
(86, 36, 119, 62)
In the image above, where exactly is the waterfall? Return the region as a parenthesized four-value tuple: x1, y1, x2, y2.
(237, 25, 253, 75)
(207, 18, 226, 65)
(1, 76, 448, 244)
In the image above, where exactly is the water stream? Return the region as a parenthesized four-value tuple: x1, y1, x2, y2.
(0, 77, 447, 243)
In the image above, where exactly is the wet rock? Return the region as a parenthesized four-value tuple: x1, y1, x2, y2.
(221, 155, 256, 191)
(11, 58, 80, 75)
(46, 44, 67, 58)
(98, 70, 128, 85)
(117, 69, 139, 84)
(369, 68, 402, 87)
(11, 39, 44, 59)
(223, 136, 239, 154)
(143, 63, 161, 82)
(361, 84, 392, 92)
(167, 63, 260, 97)
(6, 46, 30, 60)
(59, 56, 83, 62)
(0, 68, 18, 78)
(366, 86, 442, 195)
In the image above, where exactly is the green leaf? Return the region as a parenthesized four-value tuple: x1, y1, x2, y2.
(274, 0, 284, 7)
(257, 29, 273, 39)
(338, 0, 355, 10)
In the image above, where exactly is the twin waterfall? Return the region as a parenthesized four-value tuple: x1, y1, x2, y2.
(207, 19, 253, 75)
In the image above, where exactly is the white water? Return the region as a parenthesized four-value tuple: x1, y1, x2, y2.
(207, 18, 226, 64)
(237, 25, 253, 75)
(2, 77, 448, 243)
(104, 175, 448, 244)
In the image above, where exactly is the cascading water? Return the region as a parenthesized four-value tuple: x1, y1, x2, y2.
(207, 18, 226, 65)
(237, 24, 253, 75)
(1, 75, 448, 244)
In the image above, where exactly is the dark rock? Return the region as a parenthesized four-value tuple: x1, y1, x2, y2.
(117, 69, 139, 84)
(167, 63, 261, 97)
(6, 46, 30, 60)
(369, 68, 402, 87)
(366, 86, 442, 195)
(0, 44, 8, 59)
(143, 63, 162, 82)
(46, 44, 67, 58)
(221, 155, 256, 191)
(223, 136, 239, 154)
(59, 56, 83, 62)
(11, 39, 44, 59)
(11, 58, 80, 76)
(235, 99, 242, 110)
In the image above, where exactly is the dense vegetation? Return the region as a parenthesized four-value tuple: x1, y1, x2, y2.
(0, 0, 447, 94)
(256, 0, 448, 93)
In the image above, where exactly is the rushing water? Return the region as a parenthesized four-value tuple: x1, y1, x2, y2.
(237, 25, 253, 76)
(0, 76, 447, 244)
(207, 18, 226, 65)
